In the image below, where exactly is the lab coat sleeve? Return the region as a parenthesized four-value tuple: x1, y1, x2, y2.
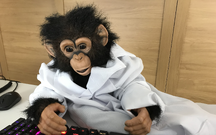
(29, 84, 67, 117)
(111, 54, 165, 112)
(111, 55, 165, 114)
(119, 79, 165, 112)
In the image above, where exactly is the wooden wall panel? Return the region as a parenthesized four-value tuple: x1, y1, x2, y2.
(64, 0, 165, 85)
(167, 0, 216, 104)
(0, 25, 9, 78)
(155, 0, 178, 92)
(0, 0, 215, 103)
(0, 0, 64, 84)
(0, 64, 2, 75)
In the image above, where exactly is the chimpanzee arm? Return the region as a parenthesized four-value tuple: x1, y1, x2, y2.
(24, 97, 62, 125)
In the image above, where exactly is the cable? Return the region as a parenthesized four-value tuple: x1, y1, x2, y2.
(0, 75, 19, 93)
(12, 81, 19, 92)
(0, 81, 12, 93)
(0, 75, 6, 80)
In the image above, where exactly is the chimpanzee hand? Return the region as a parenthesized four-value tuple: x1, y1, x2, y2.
(124, 107, 152, 135)
(38, 103, 67, 135)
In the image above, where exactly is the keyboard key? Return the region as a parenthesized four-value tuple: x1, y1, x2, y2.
(79, 128, 89, 135)
(0, 125, 13, 134)
(12, 118, 25, 126)
(26, 123, 34, 128)
(65, 126, 80, 135)
(29, 129, 38, 135)
(19, 122, 26, 127)
(20, 127, 29, 132)
(14, 131, 22, 135)
(99, 130, 109, 135)
(89, 129, 98, 135)
(13, 126, 21, 131)
(70, 126, 79, 131)
(61, 131, 67, 135)
(6, 130, 15, 135)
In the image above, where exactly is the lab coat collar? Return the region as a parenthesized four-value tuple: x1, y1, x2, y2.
(87, 44, 136, 92)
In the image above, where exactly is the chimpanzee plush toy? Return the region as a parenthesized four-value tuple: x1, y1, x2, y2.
(24, 5, 161, 135)
(25, 5, 161, 134)
(24, 4, 216, 135)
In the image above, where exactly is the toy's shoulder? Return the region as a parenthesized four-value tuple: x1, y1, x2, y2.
(111, 44, 136, 58)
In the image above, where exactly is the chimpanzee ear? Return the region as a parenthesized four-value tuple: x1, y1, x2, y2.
(44, 43, 55, 57)
(97, 24, 109, 46)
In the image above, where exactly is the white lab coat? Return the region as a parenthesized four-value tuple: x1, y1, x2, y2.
(29, 44, 216, 135)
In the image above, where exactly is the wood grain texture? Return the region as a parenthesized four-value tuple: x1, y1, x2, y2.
(0, 25, 9, 78)
(166, 0, 191, 95)
(0, 63, 2, 75)
(0, 0, 64, 84)
(167, 0, 216, 104)
(155, 0, 178, 92)
(64, 0, 165, 85)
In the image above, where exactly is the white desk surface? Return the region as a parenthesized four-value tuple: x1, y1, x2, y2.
(0, 80, 37, 130)
(0, 80, 77, 130)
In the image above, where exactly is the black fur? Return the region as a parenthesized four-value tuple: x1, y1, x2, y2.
(23, 98, 62, 125)
(40, 5, 119, 87)
(40, 5, 118, 71)
(146, 105, 162, 121)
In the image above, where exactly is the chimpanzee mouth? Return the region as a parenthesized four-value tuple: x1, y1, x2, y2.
(77, 68, 89, 73)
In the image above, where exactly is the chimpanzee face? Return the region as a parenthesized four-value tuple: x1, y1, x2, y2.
(44, 24, 109, 76)
(40, 5, 119, 80)
(60, 37, 92, 76)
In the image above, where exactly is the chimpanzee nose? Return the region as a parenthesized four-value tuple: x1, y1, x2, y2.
(74, 53, 83, 61)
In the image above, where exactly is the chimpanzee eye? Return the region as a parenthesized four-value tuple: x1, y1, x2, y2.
(79, 44, 86, 49)
(65, 46, 73, 52)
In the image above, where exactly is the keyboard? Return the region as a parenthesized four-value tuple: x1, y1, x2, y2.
(0, 117, 128, 135)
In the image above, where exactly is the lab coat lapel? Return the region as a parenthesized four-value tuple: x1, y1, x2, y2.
(86, 57, 126, 93)
(86, 44, 135, 93)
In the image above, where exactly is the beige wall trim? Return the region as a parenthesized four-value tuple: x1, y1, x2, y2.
(166, 0, 191, 95)
(155, 0, 178, 92)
